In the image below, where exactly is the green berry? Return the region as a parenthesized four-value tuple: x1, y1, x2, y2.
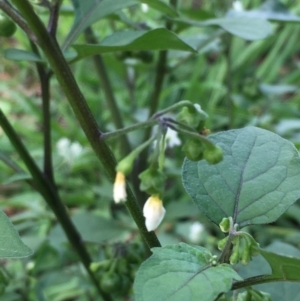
(182, 138, 205, 161)
(100, 272, 121, 293)
(203, 145, 223, 164)
(0, 15, 16, 37)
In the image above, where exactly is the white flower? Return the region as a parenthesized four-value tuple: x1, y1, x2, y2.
(113, 171, 127, 203)
(56, 138, 83, 164)
(143, 196, 166, 232)
(232, 1, 243, 11)
(152, 127, 181, 150)
(165, 128, 181, 148)
(189, 222, 205, 243)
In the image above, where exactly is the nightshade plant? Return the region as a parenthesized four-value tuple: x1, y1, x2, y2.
(0, 0, 300, 300)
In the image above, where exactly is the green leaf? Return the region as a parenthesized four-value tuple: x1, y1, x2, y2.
(4, 49, 43, 62)
(72, 28, 196, 61)
(2, 172, 32, 184)
(235, 242, 300, 301)
(63, 0, 138, 49)
(182, 127, 300, 227)
(136, 0, 178, 18)
(134, 243, 242, 301)
(174, 17, 273, 40)
(0, 211, 32, 258)
(259, 246, 300, 282)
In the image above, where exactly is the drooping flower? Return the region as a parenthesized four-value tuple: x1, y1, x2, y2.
(143, 195, 166, 232)
(113, 171, 127, 203)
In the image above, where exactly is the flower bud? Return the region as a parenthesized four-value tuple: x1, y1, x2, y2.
(182, 138, 205, 161)
(143, 195, 166, 232)
(113, 171, 127, 203)
(139, 168, 166, 195)
(203, 145, 223, 165)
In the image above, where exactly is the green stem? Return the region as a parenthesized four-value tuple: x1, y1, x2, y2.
(84, 27, 131, 154)
(10, 0, 160, 247)
(102, 120, 157, 140)
(47, 0, 60, 36)
(30, 41, 54, 183)
(0, 108, 111, 301)
(0, 151, 35, 188)
(119, 136, 157, 170)
(164, 117, 198, 133)
(166, 123, 215, 148)
(0, 151, 24, 173)
(152, 100, 195, 119)
(231, 275, 274, 290)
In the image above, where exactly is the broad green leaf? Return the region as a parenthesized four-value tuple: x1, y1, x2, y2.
(134, 243, 242, 301)
(2, 173, 32, 185)
(174, 17, 272, 40)
(63, 0, 138, 49)
(72, 28, 196, 61)
(260, 246, 300, 282)
(4, 49, 43, 63)
(182, 127, 300, 227)
(0, 211, 32, 258)
(236, 242, 300, 301)
(136, 0, 178, 17)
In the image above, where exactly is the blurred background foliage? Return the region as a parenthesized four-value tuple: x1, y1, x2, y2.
(1, 0, 300, 300)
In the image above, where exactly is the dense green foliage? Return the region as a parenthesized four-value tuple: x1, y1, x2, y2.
(1, 0, 300, 300)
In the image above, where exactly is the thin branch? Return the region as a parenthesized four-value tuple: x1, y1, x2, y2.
(30, 41, 54, 183)
(11, 0, 160, 251)
(84, 27, 131, 154)
(47, 1, 60, 36)
(0, 108, 112, 301)
(101, 120, 157, 140)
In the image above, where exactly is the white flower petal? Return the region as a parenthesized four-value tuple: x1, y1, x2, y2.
(143, 196, 166, 231)
(165, 128, 181, 148)
(113, 172, 127, 203)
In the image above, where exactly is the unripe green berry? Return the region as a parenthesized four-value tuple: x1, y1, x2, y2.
(100, 273, 121, 293)
(203, 145, 223, 164)
(182, 138, 205, 161)
(0, 15, 16, 37)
